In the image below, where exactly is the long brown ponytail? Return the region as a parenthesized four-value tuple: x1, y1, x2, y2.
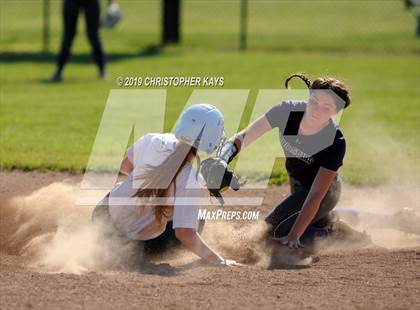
(285, 73, 351, 109)
(132, 141, 200, 226)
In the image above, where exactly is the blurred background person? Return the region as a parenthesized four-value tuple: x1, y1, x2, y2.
(50, 0, 120, 82)
(405, 0, 420, 36)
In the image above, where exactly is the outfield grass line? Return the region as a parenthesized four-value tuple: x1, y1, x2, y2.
(1, 0, 418, 185)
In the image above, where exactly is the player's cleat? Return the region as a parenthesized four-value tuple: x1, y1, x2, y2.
(49, 71, 62, 83)
(99, 69, 110, 80)
(301, 218, 372, 250)
(327, 220, 372, 247)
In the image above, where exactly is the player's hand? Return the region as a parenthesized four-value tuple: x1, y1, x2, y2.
(275, 235, 303, 249)
(220, 258, 244, 267)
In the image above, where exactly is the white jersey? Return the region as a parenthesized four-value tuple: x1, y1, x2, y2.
(96, 133, 206, 241)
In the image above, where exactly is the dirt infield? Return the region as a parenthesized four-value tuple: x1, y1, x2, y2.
(1, 170, 419, 310)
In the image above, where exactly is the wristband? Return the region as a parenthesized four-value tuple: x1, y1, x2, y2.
(219, 134, 243, 163)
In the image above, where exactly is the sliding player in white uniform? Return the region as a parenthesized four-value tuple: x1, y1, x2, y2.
(92, 104, 242, 266)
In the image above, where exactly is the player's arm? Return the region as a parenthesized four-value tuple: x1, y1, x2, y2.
(239, 115, 272, 149)
(220, 115, 272, 163)
(175, 228, 241, 266)
(279, 167, 337, 248)
(120, 135, 145, 176)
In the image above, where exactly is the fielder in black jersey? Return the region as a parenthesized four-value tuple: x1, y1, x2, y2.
(221, 73, 352, 248)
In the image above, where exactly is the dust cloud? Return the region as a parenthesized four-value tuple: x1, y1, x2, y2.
(1, 182, 139, 274)
(1, 179, 418, 273)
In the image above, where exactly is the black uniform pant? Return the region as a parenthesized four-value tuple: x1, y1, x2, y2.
(56, 0, 105, 73)
(265, 176, 342, 238)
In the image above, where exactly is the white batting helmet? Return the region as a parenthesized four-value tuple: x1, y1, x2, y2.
(175, 104, 225, 154)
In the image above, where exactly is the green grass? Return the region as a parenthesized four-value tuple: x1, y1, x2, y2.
(0, 0, 419, 185)
(1, 0, 419, 53)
